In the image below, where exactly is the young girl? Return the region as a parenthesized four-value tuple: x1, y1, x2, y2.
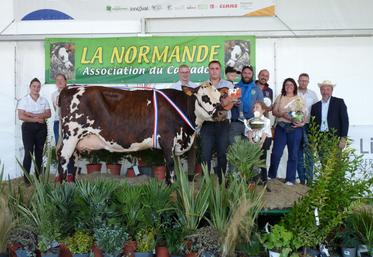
(245, 101, 272, 185)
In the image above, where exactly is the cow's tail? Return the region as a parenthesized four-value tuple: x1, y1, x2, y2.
(56, 118, 63, 151)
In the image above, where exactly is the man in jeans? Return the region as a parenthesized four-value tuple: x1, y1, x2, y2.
(200, 60, 232, 180)
(297, 73, 318, 184)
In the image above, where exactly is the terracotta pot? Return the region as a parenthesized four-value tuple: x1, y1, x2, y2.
(123, 240, 137, 257)
(248, 182, 256, 192)
(185, 252, 198, 257)
(8, 243, 22, 257)
(153, 166, 166, 181)
(155, 246, 169, 257)
(86, 164, 102, 174)
(58, 244, 72, 257)
(126, 168, 136, 177)
(107, 164, 121, 175)
(92, 244, 103, 257)
(138, 159, 145, 167)
(194, 163, 202, 174)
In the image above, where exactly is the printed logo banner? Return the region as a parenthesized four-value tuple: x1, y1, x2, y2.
(45, 35, 256, 84)
(17, 0, 275, 21)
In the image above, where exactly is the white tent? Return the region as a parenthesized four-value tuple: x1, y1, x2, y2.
(1, 0, 372, 178)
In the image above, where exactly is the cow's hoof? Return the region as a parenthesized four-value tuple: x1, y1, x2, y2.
(55, 175, 63, 184)
(66, 174, 75, 183)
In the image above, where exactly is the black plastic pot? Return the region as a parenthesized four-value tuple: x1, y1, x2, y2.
(73, 253, 90, 257)
(135, 252, 153, 257)
(342, 247, 357, 257)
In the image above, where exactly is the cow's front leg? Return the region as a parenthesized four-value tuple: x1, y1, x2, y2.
(159, 143, 175, 185)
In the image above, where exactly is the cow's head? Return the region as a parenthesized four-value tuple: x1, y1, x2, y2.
(57, 47, 74, 70)
(184, 82, 227, 127)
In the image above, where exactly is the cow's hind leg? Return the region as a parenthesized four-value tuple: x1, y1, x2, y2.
(66, 151, 79, 182)
(57, 137, 78, 183)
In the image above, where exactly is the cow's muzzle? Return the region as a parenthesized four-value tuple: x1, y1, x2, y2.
(212, 104, 228, 121)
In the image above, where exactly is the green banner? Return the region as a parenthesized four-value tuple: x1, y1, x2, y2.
(45, 35, 255, 84)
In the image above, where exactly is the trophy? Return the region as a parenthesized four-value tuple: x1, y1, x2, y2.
(244, 111, 265, 143)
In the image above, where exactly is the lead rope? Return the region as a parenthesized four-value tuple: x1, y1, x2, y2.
(152, 89, 159, 149)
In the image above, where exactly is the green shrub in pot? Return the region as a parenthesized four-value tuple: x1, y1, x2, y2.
(94, 225, 128, 257)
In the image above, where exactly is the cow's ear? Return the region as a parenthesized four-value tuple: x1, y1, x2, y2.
(182, 86, 196, 96)
(218, 87, 229, 95)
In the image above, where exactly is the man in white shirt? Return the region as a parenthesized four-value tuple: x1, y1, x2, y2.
(170, 64, 198, 90)
(297, 73, 318, 185)
(51, 73, 68, 144)
(170, 64, 198, 174)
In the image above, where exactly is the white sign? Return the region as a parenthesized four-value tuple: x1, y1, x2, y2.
(15, 0, 275, 21)
(349, 125, 373, 175)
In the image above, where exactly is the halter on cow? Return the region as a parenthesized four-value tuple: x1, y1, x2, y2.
(56, 82, 227, 183)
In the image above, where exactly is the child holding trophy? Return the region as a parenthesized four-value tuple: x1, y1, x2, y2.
(244, 101, 272, 185)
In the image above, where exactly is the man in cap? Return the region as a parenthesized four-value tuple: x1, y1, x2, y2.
(229, 65, 264, 145)
(311, 80, 349, 149)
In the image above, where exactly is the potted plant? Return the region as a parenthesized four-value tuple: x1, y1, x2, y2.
(7, 227, 37, 257)
(236, 233, 263, 257)
(63, 230, 93, 257)
(261, 224, 301, 257)
(350, 205, 373, 257)
(226, 137, 265, 183)
(181, 226, 220, 257)
(94, 225, 128, 257)
(174, 162, 210, 233)
(101, 151, 123, 176)
(74, 180, 119, 233)
(282, 124, 373, 254)
(156, 212, 184, 257)
(135, 227, 155, 257)
(82, 150, 104, 174)
(127, 153, 151, 177)
(137, 150, 166, 180)
(337, 223, 360, 257)
(114, 183, 146, 256)
(1, 168, 14, 257)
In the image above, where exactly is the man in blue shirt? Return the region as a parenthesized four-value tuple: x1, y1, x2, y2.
(229, 65, 264, 145)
